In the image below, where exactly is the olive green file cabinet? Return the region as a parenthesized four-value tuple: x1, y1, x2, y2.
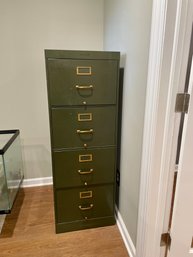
(45, 50, 120, 233)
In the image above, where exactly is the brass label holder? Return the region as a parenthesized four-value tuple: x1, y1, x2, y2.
(78, 113, 92, 122)
(79, 191, 93, 199)
(79, 154, 93, 163)
(76, 66, 92, 75)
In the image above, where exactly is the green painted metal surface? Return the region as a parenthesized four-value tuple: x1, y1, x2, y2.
(55, 185, 114, 223)
(51, 106, 116, 149)
(53, 147, 116, 188)
(47, 59, 118, 106)
(45, 50, 120, 233)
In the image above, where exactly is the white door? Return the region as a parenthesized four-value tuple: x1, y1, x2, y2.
(167, 56, 193, 257)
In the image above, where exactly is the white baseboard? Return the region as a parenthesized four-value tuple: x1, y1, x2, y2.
(115, 206, 136, 257)
(21, 176, 53, 188)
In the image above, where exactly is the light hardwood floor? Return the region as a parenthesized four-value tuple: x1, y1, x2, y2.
(0, 186, 129, 257)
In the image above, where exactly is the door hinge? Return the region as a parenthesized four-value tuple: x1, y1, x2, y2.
(160, 232, 172, 249)
(175, 93, 190, 113)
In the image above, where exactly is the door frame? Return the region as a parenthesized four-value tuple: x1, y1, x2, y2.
(168, 56, 193, 257)
(136, 0, 193, 256)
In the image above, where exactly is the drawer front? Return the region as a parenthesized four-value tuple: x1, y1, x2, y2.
(55, 185, 114, 223)
(47, 59, 118, 105)
(53, 147, 116, 188)
(51, 106, 116, 149)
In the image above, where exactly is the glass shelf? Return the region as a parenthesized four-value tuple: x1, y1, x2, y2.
(0, 130, 23, 214)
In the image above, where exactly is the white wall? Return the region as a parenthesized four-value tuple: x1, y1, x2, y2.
(0, 0, 104, 179)
(104, 0, 153, 246)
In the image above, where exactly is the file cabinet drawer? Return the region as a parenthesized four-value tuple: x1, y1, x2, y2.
(47, 59, 118, 106)
(53, 147, 116, 188)
(55, 184, 114, 223)
(51, 106, 116, 149)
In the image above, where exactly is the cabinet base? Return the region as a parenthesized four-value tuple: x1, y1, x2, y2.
(55, 216, 116, 233)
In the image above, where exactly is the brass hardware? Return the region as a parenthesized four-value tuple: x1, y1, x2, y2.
(75, 85, 93, 89)
(78, 113, 92, 122)
(84, 143, 87, 148)
(77, 129, 93, 134)
(79, 204, 94, 211)
(175, 93, 190, 113)
(78, 168, 93, 175)
(160, 232, 171, 249)
(168, 172, 178, 229)
(84, 182, 88, 186)
(79, 191, 93, 199)
(83, 101, 87, 105)
(79, 154, 93, 163)
(76, 66, 92, 75)
(161, 172, 177, 257)
(85, 216, 88, 220)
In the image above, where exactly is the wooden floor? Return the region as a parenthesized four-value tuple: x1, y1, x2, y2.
(0, 186, 129, 257)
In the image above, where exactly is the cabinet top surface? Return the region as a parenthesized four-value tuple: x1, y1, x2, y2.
(45, 49, 120, 60)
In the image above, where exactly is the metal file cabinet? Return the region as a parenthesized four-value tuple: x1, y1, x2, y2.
(45, 50, 120, 233)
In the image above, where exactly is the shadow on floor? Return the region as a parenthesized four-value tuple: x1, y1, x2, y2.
(0, 188, 25, 238)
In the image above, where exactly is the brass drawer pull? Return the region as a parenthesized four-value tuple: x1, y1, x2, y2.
(78, 168, 94, 175)
(78, 113, 92, 122)
(75, 85, 93, 89)
(79, 154, 93, 163)
(80, 190, 93, 199)
(79, 204, 94, 211)
(76, 66, 92, 75)
(77, 129, 93, 134)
